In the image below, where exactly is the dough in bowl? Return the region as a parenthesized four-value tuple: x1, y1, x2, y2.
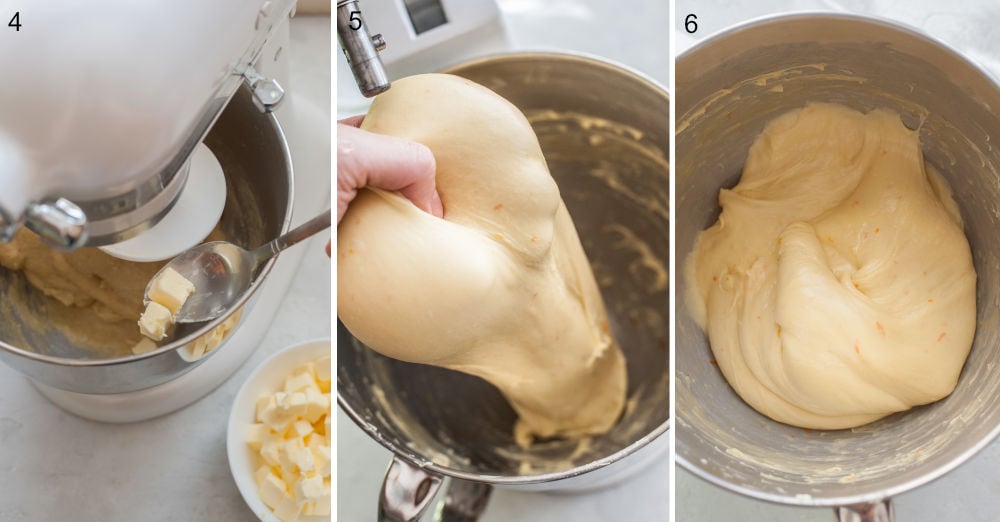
(337, 74, 627, 444)
(687, 103, 976, 430)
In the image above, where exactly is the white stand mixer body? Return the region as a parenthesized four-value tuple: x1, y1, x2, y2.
(0, 0, 292, 242)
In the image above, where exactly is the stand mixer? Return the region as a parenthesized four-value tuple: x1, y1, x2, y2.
(0, 0, 293, 260)
(0, 0, 331, 422)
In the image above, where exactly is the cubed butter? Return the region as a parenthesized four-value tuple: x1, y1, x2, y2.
(246, 423, 270, 451)
(260, 439, 283, 468)
(294, 475, 325, 500)
(278, 391, 309, 418)
(305, 492, 331, 517)
(284, 371, 318, 394)
(301, 388, 328, 423)
(248, 356, 332, 520)
(138, 301, 172, 341)
(290, 420, 313, 438)
(147, 267, 195, 314)
(130, 337, 158, 355)
(256, 395, 276, 421)
(273, 494, 302, 522)
(259, 396, 294, 432)
(258, 472, 288, 510)
(290, 446, 315, 474)
(277, 443, 298, 476)
(315, 355, 331, 384)
(254, 465, 272, 488)
(314, 445, 331, 477)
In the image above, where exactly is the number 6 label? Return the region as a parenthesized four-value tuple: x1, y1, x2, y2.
(685, 14, 697, 34)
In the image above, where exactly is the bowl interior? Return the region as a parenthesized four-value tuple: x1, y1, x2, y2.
(227, 339, 330, 522)
(337, 54, 670, 481)
(0, 86, 291, 362)
(676, 15, 1000, 505)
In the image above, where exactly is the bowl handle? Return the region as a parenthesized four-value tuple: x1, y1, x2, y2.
(378, 455, 493, 521)
(835, 499, 894, 522)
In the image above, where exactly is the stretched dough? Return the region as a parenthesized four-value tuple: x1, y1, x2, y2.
(337, 74, 627, 443)
(687, 103, 976, 430)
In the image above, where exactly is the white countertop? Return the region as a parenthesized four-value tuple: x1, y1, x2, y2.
(0, 16, 331, 521)
(335, 1, 670, 521)
(675, 1, 1000, 521)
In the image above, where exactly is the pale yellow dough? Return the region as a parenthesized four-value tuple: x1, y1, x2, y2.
(337, 74, 627, 443)
(688, 103, 976, 430)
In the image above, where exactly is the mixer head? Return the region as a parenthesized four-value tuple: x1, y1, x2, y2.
(0, 0, 295, 261)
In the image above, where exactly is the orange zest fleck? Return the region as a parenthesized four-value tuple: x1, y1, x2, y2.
(493, 203, 504, 211)
(875, 321, 885, 335)
(927, 299, 934, 303)
(777, 325, 782, 337)
(854, 340, 861, 355)
(709, 359, 718, 366)
(938, 332, 946, 342)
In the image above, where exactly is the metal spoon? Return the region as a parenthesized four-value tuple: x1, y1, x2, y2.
(145, 209, 331, 323)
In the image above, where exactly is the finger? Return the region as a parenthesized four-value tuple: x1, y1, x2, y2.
(338, 114, 365, 127)
(338, 125, 443, 219)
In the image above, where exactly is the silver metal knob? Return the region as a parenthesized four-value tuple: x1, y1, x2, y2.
(242, 65, 286, 113)
(0, 206, 18, 243)
(371, 33, 387, 52)
(24, 198, 89, 251)
(337, 0, 391, 97)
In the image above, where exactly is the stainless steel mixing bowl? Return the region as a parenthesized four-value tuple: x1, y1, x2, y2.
(677, 13, 1000, 520)
(0, 85, 293, 394)
(338, 52, 669, 521)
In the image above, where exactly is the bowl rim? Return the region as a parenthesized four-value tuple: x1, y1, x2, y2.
(674, 10, 1000, 508)
(0, 109, 295, 368)
(441, 49, 672, 104)
(226, 337, 331, 522)
(337, 49, 671, 485)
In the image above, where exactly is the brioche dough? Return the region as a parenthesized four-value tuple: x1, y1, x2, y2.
(337, 74, 627, 443)
(0, 229, 163, 354)
(0, 227, 224, 356)
(688, 103, 976, 430)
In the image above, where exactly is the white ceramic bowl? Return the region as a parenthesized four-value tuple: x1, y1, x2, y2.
(227, 338, 332, 522)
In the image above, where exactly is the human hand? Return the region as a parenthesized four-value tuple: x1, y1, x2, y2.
(337, 116, 444, 224)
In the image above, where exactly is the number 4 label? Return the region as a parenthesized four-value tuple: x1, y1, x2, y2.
(8, 11, 20, 31)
